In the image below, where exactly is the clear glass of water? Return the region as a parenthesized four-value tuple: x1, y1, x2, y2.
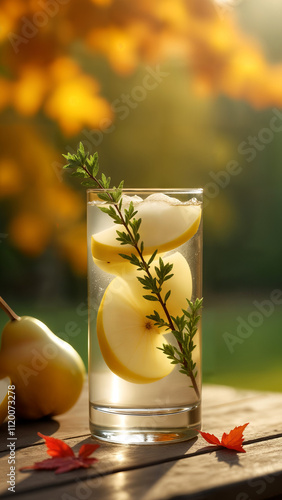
(87, 188, 203, 444)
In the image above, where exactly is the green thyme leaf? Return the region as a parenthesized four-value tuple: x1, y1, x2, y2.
(143, 295, 159, 302)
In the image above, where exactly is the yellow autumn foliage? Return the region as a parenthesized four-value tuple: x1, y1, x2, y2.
(0, 0, 282, 124)
(0, 0, 281, 274)
(0, 124, 87, 274)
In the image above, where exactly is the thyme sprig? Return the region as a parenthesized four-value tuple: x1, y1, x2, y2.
(63, 143, 201, 399)
(155, 298, 203, 382)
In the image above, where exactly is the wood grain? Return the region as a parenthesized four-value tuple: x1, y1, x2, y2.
(0, 384, 276, 452)
(1, 384, 282, 499)
(2, 438, 282, 500)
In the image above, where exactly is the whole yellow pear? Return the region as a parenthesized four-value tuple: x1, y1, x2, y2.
(0, 298, 86, 420)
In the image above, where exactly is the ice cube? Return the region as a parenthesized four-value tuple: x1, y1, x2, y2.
(121, 195, 143, 206)
(144, 193, 182, 205)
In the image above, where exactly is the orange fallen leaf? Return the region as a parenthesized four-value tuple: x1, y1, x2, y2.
(20, 433, 100, 474)
(198, 423, 249, 453)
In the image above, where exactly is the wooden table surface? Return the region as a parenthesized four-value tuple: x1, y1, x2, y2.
(1, 383, 282, 500)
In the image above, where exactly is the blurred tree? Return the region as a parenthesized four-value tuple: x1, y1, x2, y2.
(1, 0, 282, 121)
(0, 0, 282, 291)
(0, 124, 87, 275)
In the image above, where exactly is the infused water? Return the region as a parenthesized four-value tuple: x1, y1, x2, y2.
(88, 189, 202, 444)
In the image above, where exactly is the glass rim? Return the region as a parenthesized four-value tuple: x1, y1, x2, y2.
(87, 187, 203, 195)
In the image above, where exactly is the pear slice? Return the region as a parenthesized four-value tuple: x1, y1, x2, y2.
(97, 252, 192, 384)
(122, 252, 193, 318)
(0, 377, 10, 425)
(92, 252, 165, 277)
(92, 195, 201, 262)
(92, 255, 133, 277)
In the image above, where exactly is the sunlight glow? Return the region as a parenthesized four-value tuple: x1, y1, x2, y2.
(111, 374, 120, 404)
(215, 0, 243, 5)
(115, 453, 125, 463)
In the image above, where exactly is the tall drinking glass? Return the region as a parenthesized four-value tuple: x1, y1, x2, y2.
(87, 188, 203, 444)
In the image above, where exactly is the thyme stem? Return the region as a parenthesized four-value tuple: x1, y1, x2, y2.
(63, 145, 201, 400)
(80, 163, 200, 399)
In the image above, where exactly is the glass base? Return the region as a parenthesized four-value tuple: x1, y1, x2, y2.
(89, 402, 201, 445)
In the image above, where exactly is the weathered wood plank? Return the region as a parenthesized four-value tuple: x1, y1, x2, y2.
(2, 437, 282, 500)
(0, 383, 242, 453)
(201, 385, 260, 408)
(202, 390, 282, 439)
(1, 395, 282, 496)
(0, 384, 278, 453)
(1, 385, 282, 497)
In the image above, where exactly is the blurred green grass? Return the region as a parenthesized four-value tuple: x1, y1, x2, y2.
(0, 296, 281, 392)
(202, 296, 282, 392)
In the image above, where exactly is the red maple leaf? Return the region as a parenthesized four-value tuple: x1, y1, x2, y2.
(198, 423, 249, 453)
(20, 433, 100, 474)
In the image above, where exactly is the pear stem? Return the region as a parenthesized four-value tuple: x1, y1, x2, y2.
(0, 297, 21, 321)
